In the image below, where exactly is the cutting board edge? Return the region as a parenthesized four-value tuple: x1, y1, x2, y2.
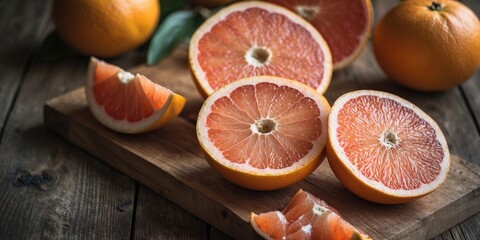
(43, 97, 260, 240)
(43, 88, 480, 240)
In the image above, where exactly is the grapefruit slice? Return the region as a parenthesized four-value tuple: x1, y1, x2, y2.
(267, 0, 373, 69)
(189, 1, 332, 97)
(86, 57, 186, 134)
(251, 189, 372, 240)
(196, 76, 331, 190)
(327, 90, 450, 204)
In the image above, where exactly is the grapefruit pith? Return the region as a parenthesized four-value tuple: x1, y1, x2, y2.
(86, 57, 186, 134)
(196, 76, 330, 190)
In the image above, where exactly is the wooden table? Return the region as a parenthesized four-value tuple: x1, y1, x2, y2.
(1, 0, 479, 239)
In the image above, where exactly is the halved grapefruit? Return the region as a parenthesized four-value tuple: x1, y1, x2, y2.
(196, 76, 331, 190)
(267, 0, 373, 69)
(189, 1, 332, 97)
(86, 57, 186, 134)
(251, 189, 372, 240)
(327, 90, 450, 204)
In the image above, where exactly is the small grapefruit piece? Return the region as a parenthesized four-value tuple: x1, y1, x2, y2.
(86, 57, 186, 134)
(327, 90, 450, 204)
(267, 0, 373, 70)
(251, 189, 371, 240)
(196, 76, 330, 190)
(189, 1, 332, 97)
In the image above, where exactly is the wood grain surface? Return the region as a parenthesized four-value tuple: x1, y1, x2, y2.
(44, 44, 480, 239)
(1, 0, 479, 239)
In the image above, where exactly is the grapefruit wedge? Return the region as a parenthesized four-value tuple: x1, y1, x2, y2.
(196, 76, 330, 190)
(251, 189, 371, 240)
(327, 90, 450, 204)
(86, 57, 186, 134)
(189, 1, 332, 97)
(267, 0, 373, 69)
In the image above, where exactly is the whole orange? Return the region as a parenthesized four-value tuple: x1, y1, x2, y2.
(373, 0, 480, 91)
(52, 0, 160, 58)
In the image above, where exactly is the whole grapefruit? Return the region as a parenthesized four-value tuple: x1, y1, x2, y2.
(52, 0, 160, 58)
(373, 0, 480, 91)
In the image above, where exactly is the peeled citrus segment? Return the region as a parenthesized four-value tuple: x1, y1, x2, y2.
(251, 189, 371, 240)
(196, 76, 330, 190)
(189, 1, 332, 97)
(327, 90, 450, 204)
(86, 57, 186, 134)
(267, 0, 373, 70)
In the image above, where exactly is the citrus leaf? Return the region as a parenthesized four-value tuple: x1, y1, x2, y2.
(160, 0, 188, 21)
(147, 10, 203, 65)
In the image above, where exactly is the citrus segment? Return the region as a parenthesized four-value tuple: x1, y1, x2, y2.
(251, 189, 371, 240)
(327, 90, 450, 204)
(189, 1, 332, 97)
(196, 76, 330, 190)
(86, 57, 186, 134)
(267, 0, 373, 69)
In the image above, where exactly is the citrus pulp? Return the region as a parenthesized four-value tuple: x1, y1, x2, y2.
(326, 90, 450, 204)
(196, 76, 330, 190)
(86, 57, 186, 134)
(267, 0, 373, 70)
(251, 189, 371, 239)
(189, 1, 332, 97)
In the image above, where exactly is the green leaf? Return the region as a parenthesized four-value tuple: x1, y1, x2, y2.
(147, 10, 203, 65)
(160, 0, 188, 21)
(37, 31, 70, 62)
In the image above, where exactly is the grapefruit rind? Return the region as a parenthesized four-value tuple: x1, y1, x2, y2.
(196, 76, 330, 190)
(86, 57, 186, 134)
(189, 1, 332, 97)
(266, 0, 373, 70)
(327, 90, 450, 204)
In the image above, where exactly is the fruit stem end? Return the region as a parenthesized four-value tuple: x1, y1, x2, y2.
(428, 2, 442, 11)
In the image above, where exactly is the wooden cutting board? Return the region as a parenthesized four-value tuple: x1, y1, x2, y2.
(43, 47, 480, 240)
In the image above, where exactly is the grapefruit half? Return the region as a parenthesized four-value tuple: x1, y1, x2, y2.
(196, 76, 331, 190)
(267, 0, 373, 69)
(86, 57, 186, 134)
(189, 1, 332, 97)
(327, 90, 450, 204)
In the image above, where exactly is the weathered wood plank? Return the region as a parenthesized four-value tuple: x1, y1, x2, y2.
(43, 83, 480, 239)
(0, 0, 49, 131)
(0, 11, 146, 238)
(32, 0, 478, 239)
(133, 185, 209, 239)
(460, 0, 480, 135)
